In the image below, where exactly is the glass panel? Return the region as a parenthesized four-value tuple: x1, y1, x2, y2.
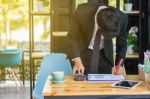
(33, 0, 51, 12)
(108, 0, 117, 8)
(75, 0, 88, 8)
(33, 16, 50, 52)
(120, 0, 124, 11)
(0, 0, 29, 49)
(108, 0, 124, 11)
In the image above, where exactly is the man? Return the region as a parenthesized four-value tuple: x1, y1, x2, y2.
(68, 1, 128, 75)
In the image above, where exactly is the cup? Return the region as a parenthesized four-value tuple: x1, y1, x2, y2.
(145, 74, 150, 83)
(144, 60, 150, 73)
(51, 71, 64, 83)
(143, 60, 150, 83)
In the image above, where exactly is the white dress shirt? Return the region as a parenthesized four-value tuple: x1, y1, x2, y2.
(88, 6, 107, 50)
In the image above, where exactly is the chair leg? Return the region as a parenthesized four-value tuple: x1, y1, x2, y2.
(22, 52, 25, 86)
(10, 68, 20, 91)
(8, 68, 23, 91)
(11, 68, 23, 87)
(7, 68, 13, 80)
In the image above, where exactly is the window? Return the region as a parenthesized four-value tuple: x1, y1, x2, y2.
(108, 0, 124, 11)
(75, 0, 88, 8)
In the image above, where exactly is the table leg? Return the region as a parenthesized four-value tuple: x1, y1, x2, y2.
(30, 57, 33, 99)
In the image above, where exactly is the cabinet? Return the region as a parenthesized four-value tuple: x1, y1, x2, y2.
(116, 0, 148, 74)
(124, 0, 141, 74)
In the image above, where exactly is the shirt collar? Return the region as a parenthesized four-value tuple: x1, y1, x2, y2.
(95, 6, 108, 29)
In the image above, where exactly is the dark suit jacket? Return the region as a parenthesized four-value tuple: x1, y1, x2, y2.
(68, 3, 128, 66)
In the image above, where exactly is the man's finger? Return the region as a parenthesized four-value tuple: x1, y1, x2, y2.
(81, 70, 84, 76)
(73, 68, 77, 75)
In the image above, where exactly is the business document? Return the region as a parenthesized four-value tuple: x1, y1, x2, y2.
(87, 74, 125, 81)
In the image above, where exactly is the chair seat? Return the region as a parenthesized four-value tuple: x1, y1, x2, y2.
(0, 48, 22, 67)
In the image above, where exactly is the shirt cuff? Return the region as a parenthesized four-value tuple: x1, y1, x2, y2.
(72, 57, 81, 62)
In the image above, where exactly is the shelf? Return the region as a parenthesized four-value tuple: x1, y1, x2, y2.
(52, 31, 68, 36)
(30, 11, 51, 15)
(123, 10, 140, 15)
(114, 53, 139, 59)
(126, 53, 139, 58)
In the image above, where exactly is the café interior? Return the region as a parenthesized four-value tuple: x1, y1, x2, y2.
(0, 0, 150, 99)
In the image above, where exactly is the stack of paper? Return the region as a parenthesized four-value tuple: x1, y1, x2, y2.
(87, 74, 125, 81)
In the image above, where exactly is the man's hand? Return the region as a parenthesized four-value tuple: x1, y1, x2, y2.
(72, 58, 85, 75)
(112, 66, 123, 75)
(112, 58, 125, 75)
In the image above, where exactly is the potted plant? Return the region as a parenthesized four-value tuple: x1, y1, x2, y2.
(124, 0, 133, 11)
(127, 26, 138, 54)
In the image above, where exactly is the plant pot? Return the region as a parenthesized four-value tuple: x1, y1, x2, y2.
(124, 3, 133, 11)
(127, 45, 134, 54)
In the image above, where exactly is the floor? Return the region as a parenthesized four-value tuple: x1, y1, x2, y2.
(0, 81, 30, 99)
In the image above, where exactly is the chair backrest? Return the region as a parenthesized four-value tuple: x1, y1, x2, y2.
(0, 48, 22, 67)
(33, 53, 72, 99)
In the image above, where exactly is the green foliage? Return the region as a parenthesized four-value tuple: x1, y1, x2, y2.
(38, 0, 49, 6)
(127, 34, 137, 45)
(124, 0, 132, 3)
(127, 33, 138, 51)
(41, 31, 49, 40)
(10, 19, 29, 30)
(76, 0, 87, 7)
(0, 0, 29, 47)
(127, 26, 138, 51)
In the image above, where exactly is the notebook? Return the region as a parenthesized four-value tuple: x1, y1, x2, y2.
(87, 74, 125, 81)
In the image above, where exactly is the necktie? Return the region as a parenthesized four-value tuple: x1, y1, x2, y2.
(90, 29, 101, 73)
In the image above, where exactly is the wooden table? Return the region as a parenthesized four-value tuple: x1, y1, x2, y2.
(42, 75, 150, 99)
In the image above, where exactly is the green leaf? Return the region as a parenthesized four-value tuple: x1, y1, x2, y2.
(124, 0, 132, 3)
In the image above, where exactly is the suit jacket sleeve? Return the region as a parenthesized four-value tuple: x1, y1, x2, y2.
(68, 5, 82, 59)
(115, 13, 128, 66)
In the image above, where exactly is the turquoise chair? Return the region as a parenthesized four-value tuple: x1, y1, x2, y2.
(0, 48, 22, 67)
(33, 53, 72, 99)
(0, 48, 22, 89)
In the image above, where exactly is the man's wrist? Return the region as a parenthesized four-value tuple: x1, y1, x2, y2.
(72, 57, 82, 63)
(72, 57, 83, 68)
